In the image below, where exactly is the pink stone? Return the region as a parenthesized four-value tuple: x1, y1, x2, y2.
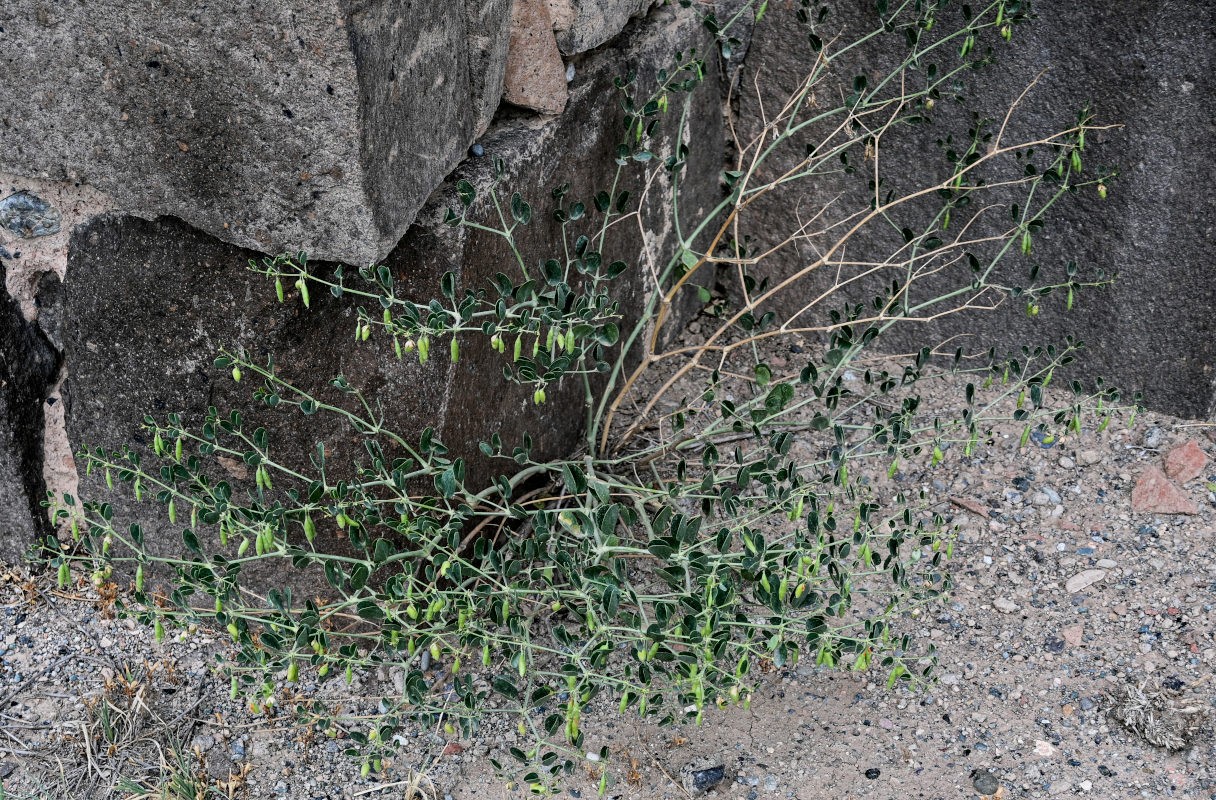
(1163, 440, 1209, 484)
(1061, 625, 1083, 647)
(443, 742, 464, 756)
(502, 0, 568, 115)
(1132, 466, 1198, 515)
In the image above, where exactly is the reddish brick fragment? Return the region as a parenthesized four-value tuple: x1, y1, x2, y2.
(1164, 440, 1209, 484)
(1132, 466, 1198, 515)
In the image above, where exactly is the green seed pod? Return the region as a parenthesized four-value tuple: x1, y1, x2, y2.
(482, 643, 492, 666)
(361, 323, 370, 342)
(237, 537, 250, 556)
(135, 564, 144, 592)
(546, 326, 557, 353)
(345, 664, 353, 684)
(105, 468, 113, 490)
(451, 338, 459, 363)
(215, 597, 223, 612)
(155, 619, 165, 643)
(566, 329, 576, 352)
(71, 518, 79, 541)
(227, 622, 240, 640)
(287, 661, 299, 683)
(533, 387, 546, 405)
(153, 432, 165, 456)
(513, 335, 523, 361)
(430, 641, 441, 662)
(394, 337, 403, 360)
(58, 561, 70, 588)
(318, 663, 329, 677)
(383, 308, 392, 326)
(231, 676, 239, 699)
(232, 366, 242, 383)
(1098, 183, 1107, 199)
(174, 437, 182, 461)
(276, 278, 285, 303)
(296, 277, 310, 308)
(418, 337, 430, 364)
(304, 515, 316, 542)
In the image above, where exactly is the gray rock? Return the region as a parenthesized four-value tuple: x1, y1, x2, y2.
(0, 0, 512, 265)
(681, 760, 727, 794)
(550, 0, 654, 55)
(0, 262, 58, 561)
(735, 2, 1216, 418)
(973, 771, 1001, 795)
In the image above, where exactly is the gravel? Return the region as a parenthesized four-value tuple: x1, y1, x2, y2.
(2, 344, 1214, 800)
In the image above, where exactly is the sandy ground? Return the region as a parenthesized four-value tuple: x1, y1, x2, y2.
(2, 346, 1214, 800)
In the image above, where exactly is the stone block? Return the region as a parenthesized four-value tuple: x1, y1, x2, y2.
(0, 0, 512, 265)
(549, 0, 654, 55)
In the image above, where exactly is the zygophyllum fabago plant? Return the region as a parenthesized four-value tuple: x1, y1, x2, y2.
(46, 0, 1138, 794)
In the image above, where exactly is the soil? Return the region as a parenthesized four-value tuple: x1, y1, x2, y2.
(2, 322, 1214, 800)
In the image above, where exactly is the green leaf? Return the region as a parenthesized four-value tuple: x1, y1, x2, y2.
(435, 467, 458, 498)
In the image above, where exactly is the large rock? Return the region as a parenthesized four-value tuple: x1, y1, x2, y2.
(50, 6, 722, 571)
(549, 0, 654, 55)
(734, 1, 1216, 418)
(0, 263, 59, 562)
(0, 0, 512, 265)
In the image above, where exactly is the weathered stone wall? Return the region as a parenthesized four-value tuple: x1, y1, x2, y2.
(1, 0, 512, 265)
(733, 0, 1216, 419)
(1, 0, 1213, 558)
(0, 2, 723, 559)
